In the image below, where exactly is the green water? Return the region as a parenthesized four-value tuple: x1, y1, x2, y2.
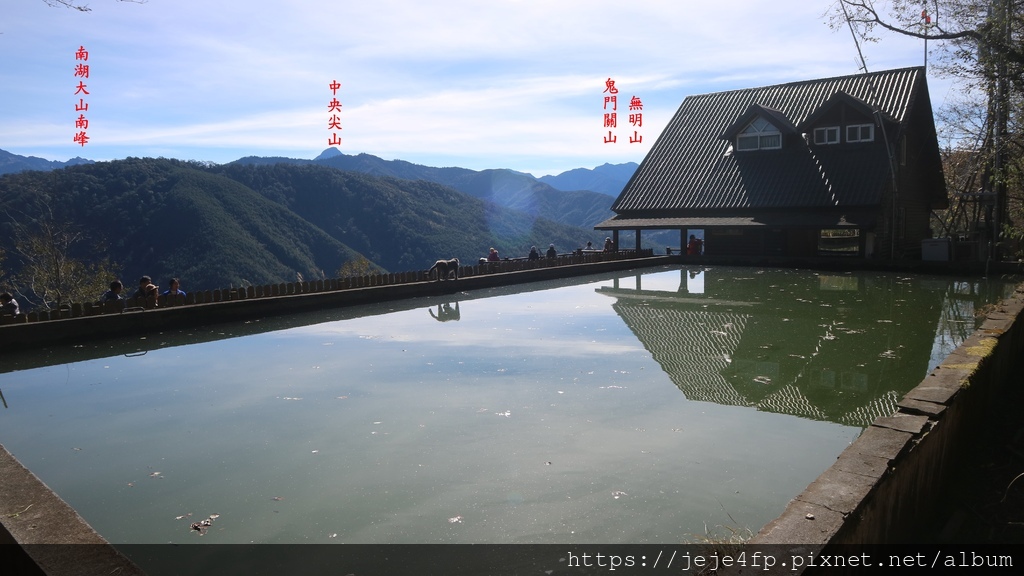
(0, 266, 1015, 546)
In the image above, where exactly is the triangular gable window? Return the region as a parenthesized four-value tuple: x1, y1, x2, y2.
(736, 117, 781, 151)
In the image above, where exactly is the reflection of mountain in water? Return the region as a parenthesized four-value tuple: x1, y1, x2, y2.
(599, 267, 993, 428)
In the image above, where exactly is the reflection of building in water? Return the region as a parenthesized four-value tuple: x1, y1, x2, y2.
(599, 268, 959, 427)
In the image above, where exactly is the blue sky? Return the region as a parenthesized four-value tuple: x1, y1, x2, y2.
(3, 1, 947, 176)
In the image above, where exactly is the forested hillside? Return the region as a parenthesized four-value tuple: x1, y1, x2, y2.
(0, 158, 603, 306)
(234, 151, 618, 229)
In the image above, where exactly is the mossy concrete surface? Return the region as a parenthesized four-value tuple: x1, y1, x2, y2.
(0, 444, 144, 575)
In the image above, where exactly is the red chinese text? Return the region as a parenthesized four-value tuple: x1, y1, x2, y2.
(73, 46, 90, 146)
(327, 79, 342, 147)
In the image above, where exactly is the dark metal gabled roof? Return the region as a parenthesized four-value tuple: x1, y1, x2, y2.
(612, 67, 927, 214)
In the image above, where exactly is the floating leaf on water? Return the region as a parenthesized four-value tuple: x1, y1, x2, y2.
(209, 513, 220, 519)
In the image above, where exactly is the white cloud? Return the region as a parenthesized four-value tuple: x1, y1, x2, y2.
(1, 0, 952, 173)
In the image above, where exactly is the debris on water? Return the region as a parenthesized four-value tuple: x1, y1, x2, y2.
(336, 395, 348, 399)
(753, 375, 772, 385)
(281, 397, 303, 401)
(148, 472, 163, 478)
(272, 496, 284, 501)
(311, 450, 319, 454)
(189, 513, 221, 536)
(72, 447, 82, 451)
(448, 515, 463, 524)
(329, 533, 338, 538)
(495, 410, 511, 417)
(476, 408, 489, 413)
(880, 350, 897, 359)
(611, 491, 627, 499)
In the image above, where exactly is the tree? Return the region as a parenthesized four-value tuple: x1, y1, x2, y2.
(830, 1, 1024, 258)
(9, 203, 119, 311)
(42, 0, 145, 11)
(336, 256, 374, 279)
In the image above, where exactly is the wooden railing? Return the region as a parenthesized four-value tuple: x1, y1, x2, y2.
(0, 249, 654, 326)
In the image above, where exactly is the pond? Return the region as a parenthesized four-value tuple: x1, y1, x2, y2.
(0, 266, 1015, 554)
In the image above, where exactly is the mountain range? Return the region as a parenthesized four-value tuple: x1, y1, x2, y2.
(0, 148, 640, 297)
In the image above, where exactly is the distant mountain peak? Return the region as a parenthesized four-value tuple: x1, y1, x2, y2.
(314, 147, 343, 160)
(538, 162, 638, 196)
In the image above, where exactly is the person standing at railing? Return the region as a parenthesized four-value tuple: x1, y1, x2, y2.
(528, 246, 540, 260)
(487, 248, 500, 262)
(135, 276, 159, 308)
(162, 278, 186, 298)
(546, 244, 557, 258)
(0, 292, 19, 317)
(100, 280, 124, 302)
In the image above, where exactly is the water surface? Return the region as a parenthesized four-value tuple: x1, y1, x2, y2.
(0, 266, 1013, 547)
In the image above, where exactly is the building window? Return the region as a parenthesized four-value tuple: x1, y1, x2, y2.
(736, 117, 781, 151)
(813, 126, 839, 145)
(846, 124, 874, 142)
(818, 228, 860, 256)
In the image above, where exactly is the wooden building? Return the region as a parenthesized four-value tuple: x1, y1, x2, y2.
(596, 67, 948, 259)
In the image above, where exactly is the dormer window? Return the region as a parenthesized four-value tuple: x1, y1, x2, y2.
(847, 124, 874, 142)
(813, 126, 839, 145)
(736, 117, 782, 151)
